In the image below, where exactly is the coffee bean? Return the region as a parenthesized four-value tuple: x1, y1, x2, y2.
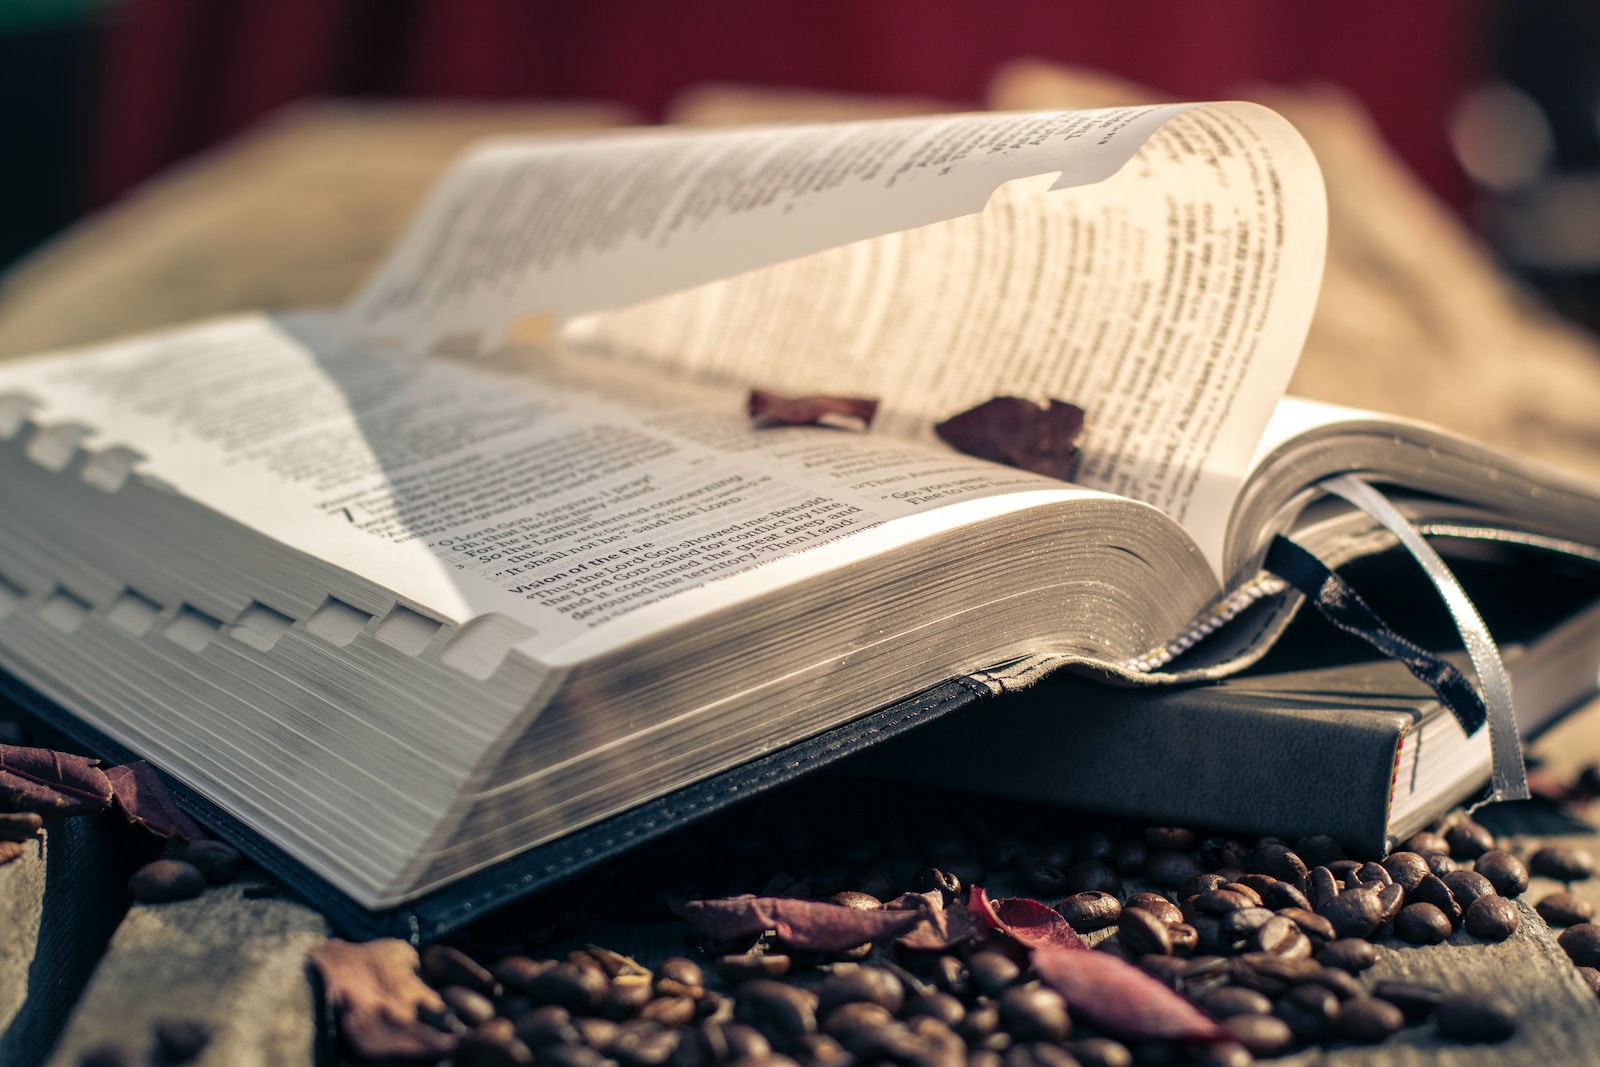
(152, 1018, 210, 1063)
(998, 984, 1070, 1042)
(1181, 872, 1230, 897)
(443, 985, 498, 1027)
(1227, 877, 1270, 904)
(1142, 851, 1203, 888)
(1530, 846, 1595, 882)
(1463, 895, 1519, 941)
(931, 955, 969, 999)
(903, 1015, 965, 1067)
(1403, 830, 1451, 855)
(1228, 952, 1322, 996)
(457, 1018, 535, 1067)
(816, 967, 904, 1016)
(1426, 852, 1458, 877)
(1258, 880, 1312, 911)
(1308, 866, 1341, 910)
(610, 1021, 679, 1067)
(968, 950, 1023, 996)
(1137, 954, 1188, 987)
(1376, 882, 1406, 923)
(1054, 890, 1121, 930)
(1065, 1037, 1134, 1067)
(1444, 821, 1494, 859)
(1558, 923, 1600, 968)
(1124, 893, 1181, 925)
(1145, 826, 1196, 852)
(912, 867, 962, 904)
(1334, 996, 1405, 1042)
(1442, 870, 1496, 912)
(1188, 1041, 1252, 1067)
(1112, 908, 1168, 958)
(1307, 965, 1363, 1000)
(1195, 986, 1272, 1019)
(526, 962, 607, 1014)
(1221, 906, 1271, 938)
(717, 954, 792, 983)
(722, 1022, 773, 1061)
(1472, 850, 1528, 898)
(1316, 938, 1378, 973)
(1293, 834, 1345, 867)
(423, 944, 499, 997)
(826, 1003, 907, 1058)
(1327, 859, 1363, 879)
(1276, 907, 1335, 944)
(1371, 980, 1445, 1022)
(1316, 884, 1384, 939)
(735, 980, 817, 1045)
(640, 995, 697, 1028)
(1394, 903, 1452, 944)
(1273, 983, 1338, 1043)
(493, 956, 553, 994)
(1412, 873, 1463, 927)
(1378, 852, 1430, 893)
(1537, 890, 1594, 926)
(514, 1005, 581, 1048)
(1219, 1013, 1293, 1057)
(1356, 861, 1392, 887)
(1166, 922, 1198, 955)
(0, 812, 42, 842)
(1435, 992, 1517, 1041)
(904, 991, 965, 1028)
(128, 859, 206, 903)
(659, 957, 705, 989)
(1251, 843, 1310, 890)
(1194, 889, 1254, 915)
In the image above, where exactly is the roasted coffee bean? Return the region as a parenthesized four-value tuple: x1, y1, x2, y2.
(1307, 965, 1363, 1001)
(1530, 846, 1596, 882)
(717, 954, 792, 983)
(1256, 918, 1312, 958)
(1537, 890, 1594, 926)
(0, 811, 42, 843)
(1376, 882, 1406, 922)
(1473, 850, 1529, 898)
(1054, 890, 1121, 930)
(1065, 1036, 1134, 1067)
(1221, 906, 1273, 937)
(931, 955, 969, 998)
(1273, 983, 1338, 1043)
(442, 985, 498, 1027)
(641, 996, 698, 1028)
(1145, 827, 1196, 852)
(1444, 821, 1494, 859)
(542, 1043, 613, 1067)
(1442, 870, 1496, 913)
(903, 1015, 965, 1067)
(1005, 1042, 1079, 1067)
(152, 1018, 210, 1064)
(1394, 903, 1452, 944)
(998, 984, 1071, 1042)
(423, 944, 499, 997)
(791, 1034, 846, 1067)
(1181, 872, 1230, 897)
(816, 967, 904, 1016)
(1371, 980, 1445, 1022)
(128, 860, 206, 903)
(912, 867, 963, 903)
(1334, 996, 1405, 1042)
(904, 991, 965, 1028)
(1228, 877, 1271, 903)
(1277, 907, 1335, 944)
(1166, 922, 1198, 956)
(1316, 938, 1378, 973)
(1259, 880, 1311, 911)
(1218, 1013, 1294, 1057)
(1142, 851, 1203, 888)
(1194, 889, 1255, 915)
(1228, 952, 1322, 996)
(603, 974, 656, 1018)
(968, 950, 1023, 996)
(1195, 986, 1273, 1019)
(1187, 914, 1225, 956)
(1403, 830, 1450, 855)
(1327, 859, 1363, 879)
(1116, 906, 1172, 956)
(1355, 861, 1392, 887)
(659, 958, 705, 989)
(1464, 895, 1519, 941)
(457, 1018, 535, 1067)
(723, 1022, 773, 1061)
(1317, 884, 1385, 939)
(1558, 923, 1600, 968)
(1426, 852, 1458, 877)
(526, 962, 608, 1014)
(957, 1000, 1001, 1041)
(734, 980, 817, 1045)
(515, 1005, 582, 1048)
(1378, 851, 1430, 893)
(968, 1050, 1004, 1067)
(494, 956, 553, 993)
(1412, 874, 1463, 927)
(1308, 866, 1341, 910)
(1188, 1041, 1252, 1067)
(1275, 841, 1332, 874)
(1435, 992, 1517, 1041)
(1137, 954, 1188, 987)
(613, 1021, 681, 1067)
(1200, 837, 1252, 871)
(1251, 843, 1310, 890)
(1063, 860, 1121, 895)
(1124, 893, 1182, 925)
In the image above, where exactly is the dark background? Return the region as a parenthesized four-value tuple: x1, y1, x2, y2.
(3, 0, 1599, 326)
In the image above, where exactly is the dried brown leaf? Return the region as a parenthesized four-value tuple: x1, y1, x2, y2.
(680, 894, 923, 951)
(0, 744, 113, 815)
(934, 396, 1084, 480)
(748, 388, 879, 430)
(884, 889, 986, 950)
(1032, 947, 1226, 1043)
(308, 938, 457, 1060)
(106, 761, 208, 841)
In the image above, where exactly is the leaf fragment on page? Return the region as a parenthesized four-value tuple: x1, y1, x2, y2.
(748, 388, 880, 430)
(934, 396, 1084, 481)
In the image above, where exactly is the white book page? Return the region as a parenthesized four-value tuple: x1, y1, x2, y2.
(347, 104, 1326, 575)
(0, 314, 1105, 659)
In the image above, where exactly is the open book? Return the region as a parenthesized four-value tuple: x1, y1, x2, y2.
(1, 103, 1599, 921)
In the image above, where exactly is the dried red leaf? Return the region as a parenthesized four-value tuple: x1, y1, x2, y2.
(679, 894, 923, 951)
(748, 388, 879, 430)
(934, 397, 1084, 481)
(0, 743, 113, 815)
(1032, 947, 1226, 1043)
(106, 761, 208, 842)
(308, 938, 458, 1060)
(969, 885, 1086, 951)
(884, 890, 986, 950)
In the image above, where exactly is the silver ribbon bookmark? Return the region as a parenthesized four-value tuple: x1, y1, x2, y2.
(1320, 474, 1528, 807)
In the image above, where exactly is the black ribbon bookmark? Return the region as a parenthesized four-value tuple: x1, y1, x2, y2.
(1263, 533, 1489, 737)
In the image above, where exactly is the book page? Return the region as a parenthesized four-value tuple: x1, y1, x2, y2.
(347, 104, 1326, 575)
(0, 315, 1105, 658)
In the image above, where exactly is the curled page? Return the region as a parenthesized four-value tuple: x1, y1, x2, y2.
(346, 105, 1327, 575)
